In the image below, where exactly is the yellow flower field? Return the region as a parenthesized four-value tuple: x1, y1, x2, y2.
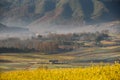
(0, 63, 120, 80)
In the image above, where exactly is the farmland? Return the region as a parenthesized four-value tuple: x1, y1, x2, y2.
(0, 63, 120, 80)
(0, 45, 120, 72)
(0, 32, 120, 80)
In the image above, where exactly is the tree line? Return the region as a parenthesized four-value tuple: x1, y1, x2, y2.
(0, 30, 111, 53)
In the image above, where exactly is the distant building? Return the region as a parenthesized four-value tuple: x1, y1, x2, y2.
(49, 60, 58, 64)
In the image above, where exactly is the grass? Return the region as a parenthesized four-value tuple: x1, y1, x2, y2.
(0, 46, 120, 72)
(0, 63, 120, 80)
(101, 40, 116, 45)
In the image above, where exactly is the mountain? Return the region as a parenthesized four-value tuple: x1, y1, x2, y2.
(0, 23, 7, 29)
(0, 23, 34, 40)
(0, 23, 29, 32)
(0, 0, 120, 26)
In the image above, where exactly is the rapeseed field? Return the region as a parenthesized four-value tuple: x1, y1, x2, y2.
(0, 63, 120, 80)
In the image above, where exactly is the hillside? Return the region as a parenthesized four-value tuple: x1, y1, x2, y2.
(0, 0, 120, 26)
(0, 23, 29, 32)
(0, 23, 33, 39)
(0, 23, 7, 28)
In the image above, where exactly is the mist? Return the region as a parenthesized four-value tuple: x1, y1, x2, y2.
(28, 21, 120, 35)
(0, 24, 35, 40)
(0, 32, 35, 40)
(0, 20, 120, 40)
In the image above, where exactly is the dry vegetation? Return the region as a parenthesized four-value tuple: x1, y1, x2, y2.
(0, 45, 120, 72)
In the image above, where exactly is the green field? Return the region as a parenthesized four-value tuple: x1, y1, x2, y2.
(0, 46, 120, 72)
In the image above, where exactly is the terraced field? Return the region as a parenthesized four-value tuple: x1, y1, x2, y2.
(0, 46, 120, 72)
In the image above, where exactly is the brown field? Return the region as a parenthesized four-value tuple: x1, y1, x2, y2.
(0, 46, 120, 72)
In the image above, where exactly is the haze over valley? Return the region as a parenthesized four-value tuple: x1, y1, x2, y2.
(0, 0, 120, 38)
(0, 0, 120, 73)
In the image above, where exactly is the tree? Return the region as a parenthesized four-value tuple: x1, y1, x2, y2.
(95, 33, 109, 46)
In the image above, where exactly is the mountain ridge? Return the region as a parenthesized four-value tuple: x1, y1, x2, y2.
(0, 23, 29, 32)
(0, 0, 120, 26)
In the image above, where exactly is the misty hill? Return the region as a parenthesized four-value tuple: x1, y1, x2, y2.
(0, 23, 29, 32)
(0, 23, 35, 40)
(0, 23, 7, 28)
(0, 0, 120, 26)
